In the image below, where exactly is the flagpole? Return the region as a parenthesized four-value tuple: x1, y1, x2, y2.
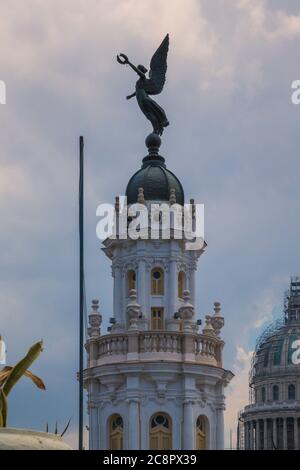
(79, 136, 84, 450)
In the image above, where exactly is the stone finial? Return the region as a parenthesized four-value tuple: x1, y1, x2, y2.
(145, 132, 161, 157)
(88, 299, 102, 338)
(202, 315, 216, 336)
(137, 187, 145, 204)
(211, 301, 224, 337)
(91, 299, 99, 312)
(178, 290, 196, 332)
(126, 289, 141, 330)
(169, 188, 176, 205)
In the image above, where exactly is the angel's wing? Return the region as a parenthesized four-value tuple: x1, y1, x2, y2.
(147, 34, 169, 95)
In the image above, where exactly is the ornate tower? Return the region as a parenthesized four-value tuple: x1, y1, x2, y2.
(84, 134, 233, 450)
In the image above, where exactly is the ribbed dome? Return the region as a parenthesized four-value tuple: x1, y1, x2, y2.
(253, 321, 300, 378)
(125, 133, 184, 205)
(252, 277, 300, 380)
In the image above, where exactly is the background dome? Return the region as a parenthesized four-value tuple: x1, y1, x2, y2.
(251, 277, 300, 382)
(253, 321, 300, 379)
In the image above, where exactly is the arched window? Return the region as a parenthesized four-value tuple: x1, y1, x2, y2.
(178, 271, 185, 299)
(196, 416, 208, 450)
(261, 387, 266, 402)
(288, 384, 296, 400)
(150, 413, 172, 450)
(273, 385, 279, 401)
(151, 268, 164, 295)
(108, 414, 123, 450)
(127, 270, 136, 293)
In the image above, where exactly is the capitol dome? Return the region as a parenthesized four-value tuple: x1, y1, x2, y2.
(125, 133, 184, 205)
(239, 277, 300, 450)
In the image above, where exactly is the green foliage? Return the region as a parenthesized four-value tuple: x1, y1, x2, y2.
(0, 341, 45, 427)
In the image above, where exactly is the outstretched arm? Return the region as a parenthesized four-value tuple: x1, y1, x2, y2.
(126, 92, 136, 100)
(117, 54, 146, 79)
(128, 62, 145, 79)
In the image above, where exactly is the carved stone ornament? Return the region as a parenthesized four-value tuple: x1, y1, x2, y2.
(202, 315, 216, 337)
(88, 299, 102, 338)
(178, 290, 196, 331)
(126, 289, 141, 330)
(211, 301, 224, 337)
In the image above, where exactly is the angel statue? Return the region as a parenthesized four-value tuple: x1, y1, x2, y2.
(117, 34, 169, 136)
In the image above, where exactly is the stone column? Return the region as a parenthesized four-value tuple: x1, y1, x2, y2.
(113, 265, 123, 325)
(250, 421, 254, 450)
(272, 418, 277, 449)
(183, 401, 194, 449)
(294, 417, 298, 450)
(263, 419, 268, 450)
(189, 268, 196, 309)
(90, 404, 99, 450)
(255, 420, 260, 450)
(244, 422, 249, 450)
(283, 417, 287, 450)
(138, 258, 147, 317)
(128, 399, 140, 450)
(168, 259, 177, 318)
(216, 407, 225, 450)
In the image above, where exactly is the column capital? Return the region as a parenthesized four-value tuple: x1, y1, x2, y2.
(126, 398, 140, 405)
(183, 399, 196, 405)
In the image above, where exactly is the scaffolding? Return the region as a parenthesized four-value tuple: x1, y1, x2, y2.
(284, 276, 300, 323)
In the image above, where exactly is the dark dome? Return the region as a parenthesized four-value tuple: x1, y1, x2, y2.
(126, 133, 184, 205)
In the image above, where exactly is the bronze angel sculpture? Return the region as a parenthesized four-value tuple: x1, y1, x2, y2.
(117, 34, 169, 136)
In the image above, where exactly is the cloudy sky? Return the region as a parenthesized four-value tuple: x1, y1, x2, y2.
(1, 0, 300, 449)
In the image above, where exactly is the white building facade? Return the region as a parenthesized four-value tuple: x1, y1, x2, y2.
(84, 133, 233, 450)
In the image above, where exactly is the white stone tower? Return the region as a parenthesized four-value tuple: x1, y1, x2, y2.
(84, 133, 233, 450)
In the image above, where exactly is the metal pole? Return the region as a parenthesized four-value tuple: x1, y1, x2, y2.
(79, 136, 84, 450)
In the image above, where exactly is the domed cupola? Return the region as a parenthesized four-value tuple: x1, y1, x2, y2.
(252, 277, 300, 379)
(126, 133, 184, 205)
(240, 277, 300, 450)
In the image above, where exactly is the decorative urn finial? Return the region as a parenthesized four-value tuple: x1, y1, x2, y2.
(137, 187, 145, 204)
(169, 188, 176, 205)
(211, 301, 225, 337)
(88, 299, 102, 338)
(202, 315, 216, 336)
(126, 289, 141, 330)
(178, 290, 196, 331)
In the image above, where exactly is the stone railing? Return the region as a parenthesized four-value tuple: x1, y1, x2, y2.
(243, 401, 300, 413)
(139, 332, 183, 354)
(87, 331, 223, 368)
(97, 335, 128, 356)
